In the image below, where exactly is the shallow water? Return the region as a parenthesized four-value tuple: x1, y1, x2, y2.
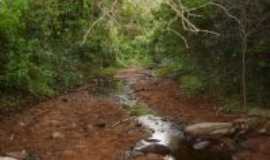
(99, 72, 232, 160)
(135, 115, 184, 153)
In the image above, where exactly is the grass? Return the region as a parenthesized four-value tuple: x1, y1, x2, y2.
(128, 103, 155, 116)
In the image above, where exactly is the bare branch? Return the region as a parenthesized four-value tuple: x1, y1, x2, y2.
(80, 0, 119, 46)
(208, 2, 241, 25)
(81, 15, 106, 46)
(167, 27, 190, 48)
(165, 0, 220, 36)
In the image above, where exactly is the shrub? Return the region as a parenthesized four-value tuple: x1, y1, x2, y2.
(180, 75, 204, 96)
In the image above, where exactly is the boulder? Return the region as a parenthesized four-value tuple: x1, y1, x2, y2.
(184, 122, 236, 137)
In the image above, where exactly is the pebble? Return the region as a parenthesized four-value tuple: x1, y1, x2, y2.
(52, 132, 65, 139)
(18, 122, 26, 127)
(87, 124, 94, 130)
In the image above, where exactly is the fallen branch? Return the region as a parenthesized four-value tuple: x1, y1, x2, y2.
(111, 117, 136, 128)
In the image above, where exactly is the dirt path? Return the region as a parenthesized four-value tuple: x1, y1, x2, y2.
(0, 68, 269, 160)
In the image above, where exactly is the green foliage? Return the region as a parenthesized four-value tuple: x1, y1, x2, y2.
(182, 0, 210, 8)
(97, 67, 119, 78)
(0, 0, 116, 108)
(155, 62, 183, 77)
(180, 75, 204, 96)
(149, 0, 270, 109)
(1, 0, 270, 112)
(221, 98, 243, 113)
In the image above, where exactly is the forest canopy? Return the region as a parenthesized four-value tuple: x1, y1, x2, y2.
(0, 0, 270, 110)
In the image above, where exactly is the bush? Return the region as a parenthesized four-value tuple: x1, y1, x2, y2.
(179, 75, 204, 96)
(0, 0, 117, 107)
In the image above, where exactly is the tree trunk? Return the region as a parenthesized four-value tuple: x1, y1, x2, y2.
(241, 35, 247, 108)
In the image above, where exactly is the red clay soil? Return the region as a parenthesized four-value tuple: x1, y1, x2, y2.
(0, 88, 163, 160)
(0, 68, 269, 160)
(135, 78, 241, 123)
(127, 69, 270, 160)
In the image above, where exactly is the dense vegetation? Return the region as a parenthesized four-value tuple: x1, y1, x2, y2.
(0, 0, 270, 111)
(151, 0, 270, 110)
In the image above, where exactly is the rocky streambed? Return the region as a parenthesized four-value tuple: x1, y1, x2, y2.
(114, 69, 233, 160)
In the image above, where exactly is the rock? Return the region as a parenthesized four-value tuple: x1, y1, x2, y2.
(49, 120, 60, 126)
(18, 122, 26, 127)
(87, 124, 94, 131)
(260, 121, 270, 135)
(193, 141, 210, 150)
(52, 131, 65, 139)
(62, 98, 68, 102)
(164, 155, 175, 160)
(9, 134, 15, 141)
(94, 122, 106, 128)
(258, 128, 267, 134)
(5, 150, 27, 160)
(134, 140, 171, 155)
(184, 122, 235, 137)
(0, 157, 17, 160)
(71, 122, 77, 128)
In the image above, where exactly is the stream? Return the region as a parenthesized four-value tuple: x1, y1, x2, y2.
(95, 70, 233, 160)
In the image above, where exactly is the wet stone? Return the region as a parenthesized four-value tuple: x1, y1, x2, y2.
(131, 115, 184, 159)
